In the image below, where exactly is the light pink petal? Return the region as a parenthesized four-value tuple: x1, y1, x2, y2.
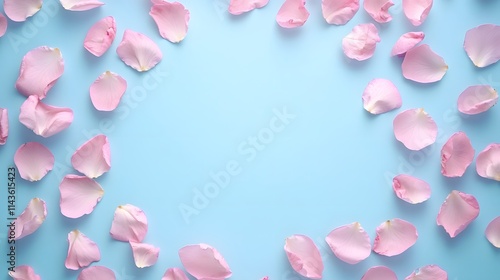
(0, 13, 7, 37)
(90, 71, 127, 111)
(276, 0, 309, 28)
(321, 0, 359, 25)
(361, 266, 397, 280)
(150, 2, 190, 43)
(325, 222, 371, 264)
(391, 32, 425, 56)
(342, 23, 380, 61)
(457, 85, 498, 115)
(373, 218, 418, 256)
(441, 132, 475, 177)
(13, 198, 47, 240)
(8, 265, 41, 280)
(16, 46, 64, 99)
(437, 190, 479, 238)
(402, 0, 432, 26)
(363, 0, 393, 23)
(284, 234, 323, 279)
(392, 174, 431, 204)
(485, 216, 500, 248)
(78, 266, 116, 280)
(162, 268, 189, 280)
(130, 242, 160, 268)
(65, 230, 101, 270)
(362, 78, 401, 114)
(405, 265, 447, 280)
(59, 175, 104, 219)
(60, 0, 104, 11)
(179, 243, 232, 280)
(0, 108, 8, 145)
(71, 134, 111, 178)
(19, 95, 74, 137)
(476, 144, 500, 181)
(109, 204, 148, 242)
(464, 24, 500, 68)
(116, 30, 162, 72)
(402, 44, 447, 83)
(4, 0, 42, 22)
(84, 16, 116, 57)
(393, 108, 438, 151)
(14, 142, 54, 182)
(228, 0, 269, 15)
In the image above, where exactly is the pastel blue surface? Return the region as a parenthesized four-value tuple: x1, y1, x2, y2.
(1, 1, 500, 279)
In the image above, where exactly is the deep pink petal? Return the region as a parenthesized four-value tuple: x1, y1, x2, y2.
(109, 204, 148, 243)
(464, 24, 500, 68)
(364, 0, 393, 23)
(179, 244, 232, 280)
(392, 174, 431, 204)
(284, 234, 323, 279)
(59, 175, 104, 219)
(150, 2, 190, 43)
(8, 265, 41, 280)
(4, 0, 42, 22)
(437, 190, 479, 238)
(322, 0, 359, 25)
(391, 32, 425, 56)
(14, 198, 47, 240)
(457, 85, 498, 115)
(60, 0, 104, 11)
(373, 218, 418, 256)
(362, 79, 401, 114)
(402, 44, 447, 83)
(476, 144, 500, 181)
(78, 266, 116, 280)
(342, 23, 380, 61)
(117, 30, 163, 72)
(0, 108, 8, 145)
(0, 13, 7, 37)
(71, 134, 111, 178)
(90, 71, 127, 111)
(14, 142, 54, 182)
(361, 266, 397, 280)
(325, 222, 371, 264)
(65, 230, 101, 270)
(162, 268, 189, 280)
(485, 216, 500, 248)
(393, 108, 437, 151)
(441, 132, 475, 177)
(130, 242, 160, 268)
(276, 0, 309, 28)
(402, 0, 432, 26)
(84, 16, 116, 57)
(228, 0, 269, 15)
(405, 265, 447, 280)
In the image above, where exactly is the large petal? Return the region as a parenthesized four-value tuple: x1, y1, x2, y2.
(228, 0, 269, 15)
(485, 216, 500, 248)
(457, 85, 498, 115)
(150, 2, 190, 43)
(325, 222, 371, 264)
(109, 204, 148, 242)
(392, 174, 431, 204)
(402, 44, 447, 83)
(373, 218, 418, 256)
(84, 16, 116, 57)
(402, 0, 432, 26)
(0, 108, 8, 145)
(405, 265, 447, 280)
(14, 198, 47, 240)
(59, 175, 104, 219)
(342, 23, 380, 61)
(437, 190, 479, 238)
(0, 13, 7, 37)
(14, 142, 54, 182)
(4, 0, 42, 22)
(361, 266, 397, 280)
(90, 71, 127, 111)
(476, 144, 500, 181)
(362, 78, 401, 114)
(71, 134, 111, 178)
(391, 32, 425, 56)
(363, 0, 393, 23)
(464, 24, 500, 68)
(321, 0, 359, 25)
(65, 230, 101, 270)
(78, 266, 116, 280)
(116, 30, 163, 72)
(16, 46, 64, 99)
(276, 0, 309, 28)
(284, 234, 323, 279)
(179, 244, 232, 280)
(60, 0, 104, 11)
(393, 108, 438, 151)
(162, 268, 189, 280)
(130, 242, 160, 268)
(441, 132, 475, 177)
(8, 265, 41, 280)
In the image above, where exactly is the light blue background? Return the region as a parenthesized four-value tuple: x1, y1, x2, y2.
(1, 0, 500, 279)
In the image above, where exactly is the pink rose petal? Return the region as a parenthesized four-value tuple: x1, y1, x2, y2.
(8, 265, 41, 280)
(441, 132, 475, 177)
(402, 0, 432, 26)
(391, 32, 425, 56)
(59, 175, 104, 219)
(150, 2, 190, 43)
(71, 134, 111, 178)
(16, 46, 64, 99)
(437, 190, 479, 238)
(78, 266, 116, 280)
(179, 243, 232, 280)
(363, 0, 393, 23)
(321, 0, 359, 25)
(228, 0, 269, 15)
(117, 30, 163, 72)
(457, 85, 498, 115)
(276, 0, 309, 28)
(464, 24, 500, 68)
(84, 16, 116, 57)
(130, 242, 160, 268)
(284, 234, 323, 279)
(19, 95, 74, 137)
(4, 0, 42, 22)
(485, 216, 500, 248)
(361, 266, 397, 280)
(0, 108, 8, 145)
(90, 71, 127, 111)
(60, 0, 104, 11)
(342, 23, 380, 61)
(393, 108, 438, 151)
(14, 142, 54, 182)
(373, 218, 418, 256)
(405, 265, 447, 280)
(362, 78, 402, 114)
(14, 198, 47, 240)
(109, 204, 148, 243)
(402, 44, 447, 83)
(65, 230, 101, 270)
(0, 13, 7, 37)
(392, 174, 431, 204)
(162, 268, 189, 280)
(325, 222, 371, 264)
(476, 144, 500, 181)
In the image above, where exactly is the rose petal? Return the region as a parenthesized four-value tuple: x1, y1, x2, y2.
(4, 0, 42, 22)
(321, 0, 359, 25)
(464, 24, 500, 68)
(109, 204, 148, 242)
(476, 144, 500, 181)
(16, 46, 64, 99)
(78, 266, 116, 280)
(90, 71, 127, 111)
(179, 244, 232, 280)
(373, 218, 418, 256)
(14, 198, 47, 240)
(361, 266, 397, 280)
(405, 265, 447, 280)
(60, 0, 104, 11)
(130, 242, 160, 268)
(402, 0, 432, 26)
(441, 132, 475, 177)
(117, 30, 162, 72)
(228, 0, 269, 15)
(392, 174, 431, 204)
(457, 85, 498, 115)
(342, 23, 380, 61)
(162, 268, 189, 280)
(393, 108, 438, 151)
(14, 142, 54, 182)
(150, 2, 190, 43)
(363, 0, 393, 23)
(19, 95, 74, 137)
(71, 134, 111, 178)
(485, 216, 500, 248)
(59, 175, 104, 219)
(84, 16, 116, 57)
(325, 222, 371, 264)
(402, 44, 447, 83)
(284, 234, 323, 279)
(65, 230, 101, 270)
(362, 79, 401, 114)
(0, 108, 8, 145)
(0, 13, 7, 37)
(276, 0, 309, 28)
(8, 265, 41, 280)
(391, 32, 425, 56)
(437, 190, 479, 238)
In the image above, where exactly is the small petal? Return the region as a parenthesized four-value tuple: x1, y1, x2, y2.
(60, 0, 104, 11)
(19, 95, 74, 137)
(65, 230, 101, 270)
(464, 24, 500, 68)
(84, 16, 116, 57)
(485, 216, 500, 248)
(363, 0, 393, 23)
(78, 266, 116, 280)
(284, 234, 323, 279)
(276, 0, 309, 28)
(437, 190, 479, 238)
(342, 23, 380, 61)
(14, 142, 54, 182)
(373, 218, 418, 256)
(130, 242, 160, 268)
(361, 266, 397, 280)
(179, 244, 232, 280)
(391, 32, 425, 56)
(402, 0, 432, 26)
(150, 2, 190, 43)
(441, 132, 475, 177)
(162, 268, 189, 280)
(90, 71, 127, 111)
(117, 30, 162, 72)
(476, 144, 500, 181)
(71, 134, 111, 178)
(4, 0, 42, 22)
(402, 44, 447, 83)
(405, 265, 447, 280)
(16, 46, 64, 99)
(0, 108, 8, 145)
(457, 85, 498, 115)
(321, 0, 359, 25)
(8, 265, 41, 280)
(393, 108, 438, 151)
(362, 78, 401, 114)
(109, 204, 148, 243)
(0, 13, 7, 37)
(325, 222, 371, 264)
(59, 175, 104, 219)
(392, 174, 431, 204)
(14, 198, 47, 240)
(228, 0, 269, 15)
